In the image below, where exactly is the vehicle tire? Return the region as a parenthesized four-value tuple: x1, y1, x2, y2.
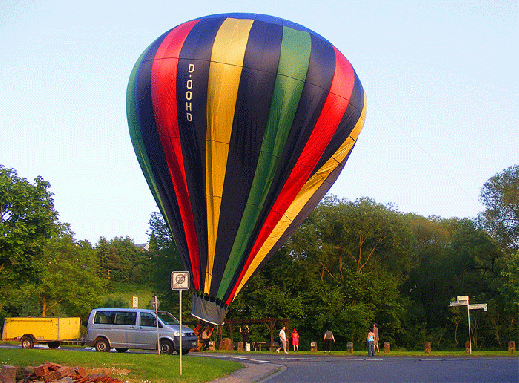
(48, 342, 60, 349)
(115, 348, 128, 353)
(160, 339, 174, 355)
(95, 338, 110, 352)
(21, 335, 34, 349)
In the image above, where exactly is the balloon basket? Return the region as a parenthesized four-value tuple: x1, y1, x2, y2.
(191, 293, 229, 325)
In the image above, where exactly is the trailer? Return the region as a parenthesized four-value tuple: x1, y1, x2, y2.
(2, 317, 81, 349)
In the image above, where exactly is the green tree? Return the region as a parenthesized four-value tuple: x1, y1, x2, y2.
(21, 234, 107, 318)
(0, 166, 60, 311)
(95, 236, 150, 284)
(405, 217, 507, 349)
(479, 164, 519, 251)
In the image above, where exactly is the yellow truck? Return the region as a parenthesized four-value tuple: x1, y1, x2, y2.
(1, 317, 81, 349)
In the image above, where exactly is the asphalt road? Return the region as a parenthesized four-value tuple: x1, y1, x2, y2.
(201, 353, 519, 383)
(3, 344, 517, 382)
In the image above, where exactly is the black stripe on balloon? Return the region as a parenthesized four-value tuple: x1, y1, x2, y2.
(176, 16, 225, 290)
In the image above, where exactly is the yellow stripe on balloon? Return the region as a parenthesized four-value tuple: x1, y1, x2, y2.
(205, 18, 254, 293)
(232, 94, 367, 298)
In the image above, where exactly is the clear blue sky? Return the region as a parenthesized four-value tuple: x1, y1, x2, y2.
(1, 0, 517, 244)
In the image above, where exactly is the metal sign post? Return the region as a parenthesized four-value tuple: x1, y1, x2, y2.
(150, 296, 160, 355)
(450, 296, 487, 354)
(171, 271, 190, 376)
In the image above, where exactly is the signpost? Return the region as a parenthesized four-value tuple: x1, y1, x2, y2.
(171, 271, 190, 375)
(449, 296, 487, 354)
(150, 296, 160, 355)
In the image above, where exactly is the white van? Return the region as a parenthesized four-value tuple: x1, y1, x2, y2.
(85, 308, 197, 354)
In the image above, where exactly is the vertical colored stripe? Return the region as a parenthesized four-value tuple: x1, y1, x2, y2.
(176, 16, 224, 290)
(204, 18, 254, 293)
(151, 20, 201, 289)
(231, 93, 367, 299)
(217, 26, 312, 299)
(227, 46, 356, 304)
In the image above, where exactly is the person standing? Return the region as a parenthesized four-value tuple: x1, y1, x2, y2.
(367, 327, 375, 357)
(373, 323, 379, 353)
(291, 329, 299, 352)
(276, 326, 288, 354)
(201, 326, 213, 351)
(323, 329, 335, 354)
(240, 325, 250, 351)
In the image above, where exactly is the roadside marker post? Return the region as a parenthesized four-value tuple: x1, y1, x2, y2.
(171, 271, 190, 375)
(449, 296, 487, 354)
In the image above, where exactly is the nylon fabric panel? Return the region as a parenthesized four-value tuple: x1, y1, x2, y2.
(209, 20, 283, 297)
(176, 17, 224, 290)
(217, 26, 312, 300)
(227, 46, 356, 304)
(131, 31, 194, 279)
(204, 18, 254, 293)
(151, 20, 201, 289)
(231, 94, 367, 299)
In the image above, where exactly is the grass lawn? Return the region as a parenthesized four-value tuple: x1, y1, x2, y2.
(0, 348, 241, 383)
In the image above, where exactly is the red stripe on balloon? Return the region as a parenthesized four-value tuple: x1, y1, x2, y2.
(151, 19, 202, 290)
(226, 47, 355, 304)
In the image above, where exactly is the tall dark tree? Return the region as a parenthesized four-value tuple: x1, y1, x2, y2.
(95, 236, 150, 284)
(479, 164, 519, 251)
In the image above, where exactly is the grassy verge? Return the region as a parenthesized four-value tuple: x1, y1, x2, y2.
(0, 348, 241, 383)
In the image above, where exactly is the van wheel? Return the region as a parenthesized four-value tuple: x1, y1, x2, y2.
(21, 335, 34, 349)
(95, 338, 110, 352)
(160, 339, 174, 355)
(115, 348, 128, 353)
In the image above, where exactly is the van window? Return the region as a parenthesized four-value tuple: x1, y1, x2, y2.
(157, 311, 179, 325)
(140, 312, 156, 327)
(94, 311, 116, 324)
(114, 312, 137, 325)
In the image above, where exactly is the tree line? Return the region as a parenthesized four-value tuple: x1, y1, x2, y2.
(1, 164, 517, 350)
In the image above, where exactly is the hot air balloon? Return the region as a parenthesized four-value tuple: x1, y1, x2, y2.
(127, 13, 366, 325)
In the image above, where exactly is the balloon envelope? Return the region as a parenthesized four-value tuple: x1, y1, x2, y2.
(127, 13, 366, 324)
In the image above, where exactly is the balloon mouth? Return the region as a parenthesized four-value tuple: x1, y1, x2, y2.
(191, 293, 229, 325)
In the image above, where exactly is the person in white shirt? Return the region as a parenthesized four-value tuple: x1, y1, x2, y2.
(276, 326, 288, 354)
